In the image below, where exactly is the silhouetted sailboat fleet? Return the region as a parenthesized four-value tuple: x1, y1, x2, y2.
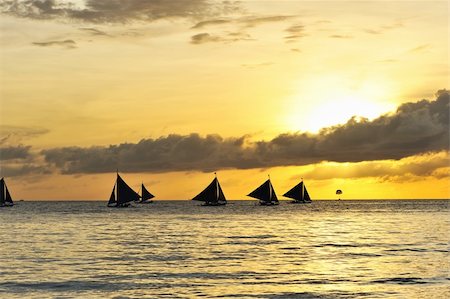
(105, 172, 312, 207)
(0, 173, 313, 208)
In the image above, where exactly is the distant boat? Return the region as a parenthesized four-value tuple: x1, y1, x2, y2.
(192, 173, 227, 206)
(107, 173, 140, 208)
(247, 177, 279, 206)
(283, 179, 312, 204)
(0, 177, 14, 207)
(137, 183, 155, 204)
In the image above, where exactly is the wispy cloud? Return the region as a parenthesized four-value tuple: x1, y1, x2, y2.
(329, 34, 352, 39)
(409, 44, 431, 53)
(284, 24, 305, 43)
(32, 39, 77, 49)
(190, 32, 251, 44)
(191, 15, 298, 29)
(79, 27, 108, 36)
(0, 125, 49, 145)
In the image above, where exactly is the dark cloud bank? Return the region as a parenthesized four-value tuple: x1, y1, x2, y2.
(1, 0, 226, 23)
(40, 91, 449, 174)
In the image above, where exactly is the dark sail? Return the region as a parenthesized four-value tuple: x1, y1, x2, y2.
(108, 186, 116, 206)
(247, 179, 278, 204)
(283, 181, 312, 202)
(116, 174, 141, 204)
(5, 184, 13, 204)
(303, 186, 311, 202)
(192, 177, 227, 205)
(0, 178, 5, 206)
(141, 184, 155, 202)
(0, 178, 14, 206)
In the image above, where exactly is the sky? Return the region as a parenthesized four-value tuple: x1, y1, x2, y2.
(0, 0, 448, 200)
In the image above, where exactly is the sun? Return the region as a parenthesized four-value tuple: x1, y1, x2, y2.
(283, 75, 395, 133)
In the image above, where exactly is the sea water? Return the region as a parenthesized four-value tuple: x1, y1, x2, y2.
(0, 200, 448, 298)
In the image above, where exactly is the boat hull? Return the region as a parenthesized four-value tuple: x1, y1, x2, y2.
(201, 202, 227, 206)
(107, 203, 131, 208)
(259, 201, 279, 206)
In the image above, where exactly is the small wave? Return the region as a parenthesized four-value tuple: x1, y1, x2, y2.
(371, 277, 430, 285)
(314, 243, 360, 248)
(227, 234, 277, 239)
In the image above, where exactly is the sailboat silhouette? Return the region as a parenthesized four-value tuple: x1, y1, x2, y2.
(247, 175, 279, 206)
(0, 178, 14, 207)
(107, 172, 140, 208)
(137, 183, 155, 204)
(192, 173, 227, 206)
(283, 179, 312, 204)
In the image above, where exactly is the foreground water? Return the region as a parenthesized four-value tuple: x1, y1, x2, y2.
(0, 200, 448, 298)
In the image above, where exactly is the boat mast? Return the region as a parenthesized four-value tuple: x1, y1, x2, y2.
(301, 178, 304, 201)
(215, 172, 219, 201)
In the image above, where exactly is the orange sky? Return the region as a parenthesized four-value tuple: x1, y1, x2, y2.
(0, 0, 449, 200)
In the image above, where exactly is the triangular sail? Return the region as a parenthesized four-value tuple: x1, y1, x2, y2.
(116, 174, 141, 204)
(5, 184, 13, 204)
(247, 179, 278, 203)
(192, 177, 226, 204)
(141, 184, 155, 202)
(0, 178, 5, 205)
(108, 186, 116, 205)
(283, 181, 312, 202)
(283, 181, 304, 201)
(303, 185, 311, 202)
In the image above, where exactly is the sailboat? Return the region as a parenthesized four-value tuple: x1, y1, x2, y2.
(137, 183, 155, 204)
(247, 176, 279, 206)
(192, 173, 227, 206)
(107, 173, 141, 207)
(0, 178, 14, 207)
(283, 179, 312, 204)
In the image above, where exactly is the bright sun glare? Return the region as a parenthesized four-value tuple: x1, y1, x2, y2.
(285, 77, 395, 133)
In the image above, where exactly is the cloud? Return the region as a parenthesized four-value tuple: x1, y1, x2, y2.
(284, 24, 305, 42)
(79, 27, 108, 36)
(364, 21, 403, 35)
(190, 32, 251, 44)
(408, 44, 431, 53)
(1, 0, 226, 23)
(0, 125, 49, 145)
(298, 151, 449, 182)
(190, 33, 224, 44)
(0, 145, 31, 160)
(191, 19, 232, 29)
(41, 91, 449, 174)
(191, 15, 297, 29)
(329, 34, 352, 39)
(243, 15, 297, 27)
(32, 39, 77, 49)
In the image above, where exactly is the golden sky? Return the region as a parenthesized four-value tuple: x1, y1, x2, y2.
(0, 0, 449, 200)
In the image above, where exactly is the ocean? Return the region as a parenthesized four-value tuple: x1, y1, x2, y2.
(0, 200, 448, 298)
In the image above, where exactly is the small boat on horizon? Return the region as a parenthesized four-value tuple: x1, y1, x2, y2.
(136, 183, 155, 204)
(0, 177, 14, 207)
(247, 176, 279, 206)
(107, 173, 141, 208)
(283, 179, 312, 204)
(192, 173, 227, 206)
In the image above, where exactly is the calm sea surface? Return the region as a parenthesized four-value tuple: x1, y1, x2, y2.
(0, 200, 448, 298)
